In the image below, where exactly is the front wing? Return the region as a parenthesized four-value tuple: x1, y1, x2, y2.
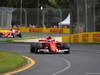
(37, 49, 68, 53)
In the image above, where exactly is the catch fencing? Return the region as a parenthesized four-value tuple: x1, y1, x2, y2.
(0, 7, 70, 30)
(70, 0, 100, 34)
(0, 7, 15, 30)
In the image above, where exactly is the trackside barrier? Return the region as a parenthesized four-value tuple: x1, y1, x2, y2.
(50, 28, 63, 34)
(20, 28, 29, 33)
(29, 28, 43, 33)
(42, 28, 51, 33)
(11, 27, 70, 34)
(63, 29, 70, 34)
(62, 32, 100, 43)
(62, 36, 69, 43)
(11, 27, 20, 31)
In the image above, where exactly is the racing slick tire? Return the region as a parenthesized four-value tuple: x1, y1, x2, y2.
(0, 33, 3, 35)
(30, 42, 36, 53)
(18, 33, 22, 38)
(0, 33, 3, 37)
(63, 43, 70, 54)
(48, 45, 51, 51)
(35, 43, 42, 54)
(12, 33, 15, 38)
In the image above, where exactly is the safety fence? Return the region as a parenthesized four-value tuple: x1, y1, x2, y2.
(62, 32, 100, 43)
(71, 0, 100, 33)
(11, 27, 70, 34)
(0, 7, 70, 30)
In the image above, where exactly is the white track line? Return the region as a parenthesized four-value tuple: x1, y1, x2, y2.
(52, 56, 71, 75)
(86, 73, 100, 75)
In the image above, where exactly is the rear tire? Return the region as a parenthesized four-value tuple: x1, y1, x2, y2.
(0, 33, 3, 35)
(30, 42, 36, 53)
(18, 33, 22, 38)
(35, 43, 42, 54)
(0, 33, 3, 37)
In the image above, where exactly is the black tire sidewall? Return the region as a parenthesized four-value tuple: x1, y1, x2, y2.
(12, 33, 15, 38)
(63, 43, 70, 49)
(35, 43, 42, 54)
(0, 33, 3, 35)
(30, 42, 36, 53)
(63, 43, 70, 54)
(18, 33, 22, 38)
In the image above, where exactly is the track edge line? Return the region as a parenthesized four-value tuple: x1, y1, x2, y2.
(5, 55, 35, 75)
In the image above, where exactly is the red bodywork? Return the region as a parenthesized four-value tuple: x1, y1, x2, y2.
(4, 31, 17, 37)
(0, 30, 21, 38)
(30, 36, 70, 54)
(38, 37, 64, 53)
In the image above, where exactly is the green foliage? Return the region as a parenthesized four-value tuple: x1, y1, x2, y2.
(56, 0, 70, 8)
(0, 0, 20, 8)
(48, 0, 57, 8)
(0, 0, 69, 8)
(95, 0, 100, 31)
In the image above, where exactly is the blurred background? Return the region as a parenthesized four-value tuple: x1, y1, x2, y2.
(0, 0, 100, 34)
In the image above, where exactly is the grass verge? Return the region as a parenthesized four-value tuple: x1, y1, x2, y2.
(0, 37, 47, 43)
(0, 51, 27, 74)
(70, 43, 100, 45)
(23, 35, 42, 37)
(0, 37, 37, 43)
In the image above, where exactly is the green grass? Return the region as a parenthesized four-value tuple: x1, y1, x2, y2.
(23, 35, 42, 37)
(0, 51, 27, 74)
(70, 43, 100, 45)
(0, 37, 47, 43)
(0, 37, 37, 43)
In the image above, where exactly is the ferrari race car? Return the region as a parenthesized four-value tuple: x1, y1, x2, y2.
(0, 29, 22, 38)
(30, 36, 70, 54)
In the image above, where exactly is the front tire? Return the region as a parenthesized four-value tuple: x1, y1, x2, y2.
(63, 43, 70, 54)
(35, 43, 42, 54)
(12, 33, 15, 38)
(30, 42, 36, 53)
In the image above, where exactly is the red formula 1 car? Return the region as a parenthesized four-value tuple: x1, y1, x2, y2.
(0, 29, 22, 38)
(30, 36, 70, 54)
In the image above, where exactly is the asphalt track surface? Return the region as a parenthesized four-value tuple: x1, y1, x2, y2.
(22, 33, 69, 38)
(0, 34, 100, 75)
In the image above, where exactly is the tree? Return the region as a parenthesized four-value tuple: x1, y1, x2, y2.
(0, 0, 69, 8)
